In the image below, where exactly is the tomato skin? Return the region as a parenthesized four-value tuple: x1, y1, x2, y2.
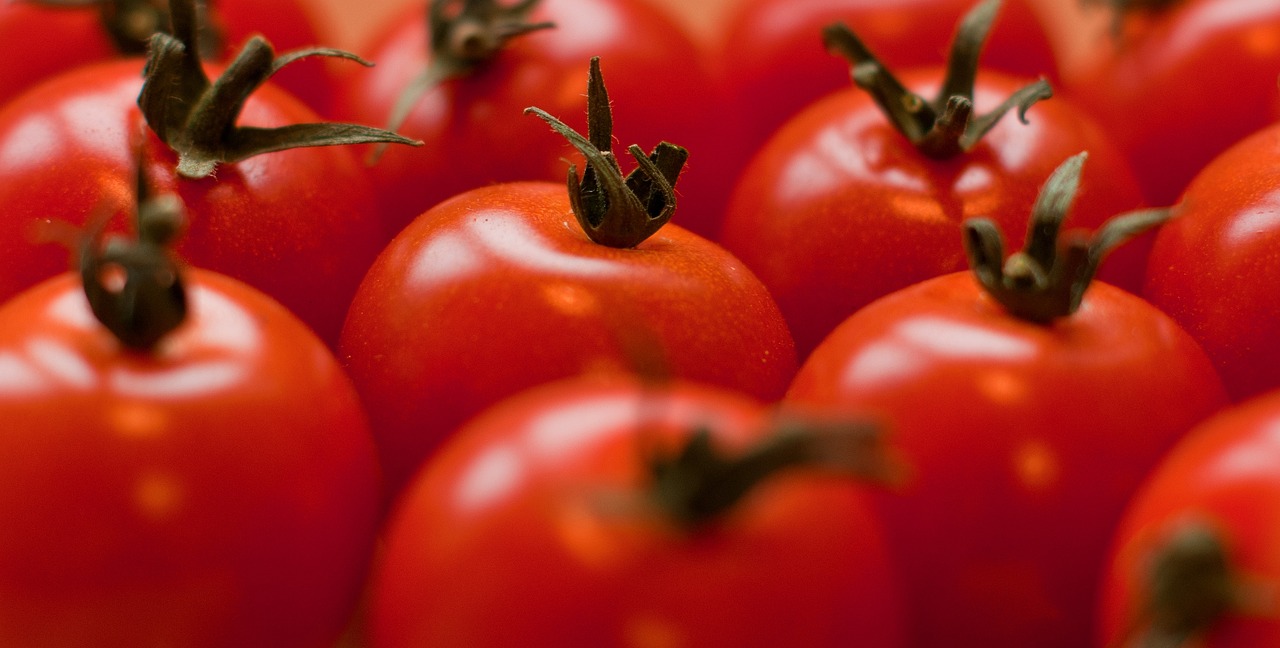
(339, 181, 798, 495)
(0, 0, 331, 113)
(0, 270, 381, 648)
(370, 376, 904, 648)
(719, 70, 1146, 358)
(785, 272, 1227, 648)
(1061, 0, 1280, 206)
(333, 0, 726, 238)
(1098, 390, 1280, 647)
(0, 59, 388, 346)
(1142, 124, 1280, 403)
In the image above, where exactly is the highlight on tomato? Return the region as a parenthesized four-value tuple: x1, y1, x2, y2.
(718, 0, 1145, 358)
(339, 57, 797, 495)
(0, 0, 421, 345)
(369, 374, 905, 648)
(0, 171, 382, 648)
(784, 153, 1227, 648)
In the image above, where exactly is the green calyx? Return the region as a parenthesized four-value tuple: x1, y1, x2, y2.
(371, 0, 554, 162)
(1123, 521, 1238, 648)
(525, 57, 688, 249)
(963, 151, 1172, 322)
(81, 154, 187, 350)
(30, 0, 222, 57)
(648, 415, 895, 531)
(822, 0, 1052, 158)
(138, 0, 422, 179)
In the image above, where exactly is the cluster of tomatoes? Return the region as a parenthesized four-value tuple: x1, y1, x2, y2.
(1, 0, 1279, 646)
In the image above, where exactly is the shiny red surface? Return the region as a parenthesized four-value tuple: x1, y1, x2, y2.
(720, 70, 1146, 358)
(0, 270, 381, 648)
(371, 376, 903, 648)
(339, 181, 797, 495)
(786, 272, 1227, 648)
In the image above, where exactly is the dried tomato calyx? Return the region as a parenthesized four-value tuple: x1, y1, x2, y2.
(525, 57, 688, 249)
(1123, 522, 1237, 648)
(30, 0, 223, 57)
(823, 0, 1052, 158)
(137, 0, 422, 179)
(963, 151, 1171, 322)
(648, 415, 894, 531)
(81, 157, 187, 350)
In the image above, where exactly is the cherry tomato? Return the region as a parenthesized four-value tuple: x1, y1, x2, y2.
(1141, 123, 1280, 402)
(370, 375, 905, 648)
(0, 0, 335, 113)
(785, 155, 1226, 647)
(333, 0, 727, 237)
(0, 24, 414, 345)
(0, 267, 382, 648)
(1061, 0, 1280, 205)
(1098, 389, 1280, 646)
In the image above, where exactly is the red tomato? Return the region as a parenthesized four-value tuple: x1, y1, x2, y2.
(0, 0, 334, 112)
(1061, 0, 1280, 205)
(720, 66, 1144, 357)
(785, 173, 1226, 646)
(712, 0, 1057, 211)
(339, 180, 797, 495)
(1098, 390, 1280, 647)
(333, 0, 727, 237)
(0, 34, 411, 345)
(0, 267, 382, 647)
(1142, 124, 1280, 402)
(370, 375, 904, 648)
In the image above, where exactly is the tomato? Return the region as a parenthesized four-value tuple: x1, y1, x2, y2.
(712, 0, 1057, 214)
(718, 3, 1144, 358)
(1098, 389, 1280, 647)
(784, 156, 1227, 647)
(0, 193, 382, 646)
(1142, 124, 1280, 402)
(340, 57, 796, 495)
(1061, 0, 1280, 205)
(0, 9, 418, 346)
(333, 0, 728, 238)
(0, 0, 336, 113)
(370, 375, 905, 648)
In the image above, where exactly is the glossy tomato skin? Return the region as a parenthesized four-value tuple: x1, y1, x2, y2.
(0, 59, 389, 346)
(333, 0, 726, 238)
(339, 181, 798, 496)
(786, 272, 1227, 648)
(370, 376, 904, 648)
(720, 70, 1146, 358)
(1062, 0, 1280, 206)
(0, 270, 381, 648)
(1143, 124, 1280, 402)
(0, 0, 332, 113)
(713, 0, 1057, 209)
(1099, 391, 1280, 646)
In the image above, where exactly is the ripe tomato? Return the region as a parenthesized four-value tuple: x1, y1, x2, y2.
(719, 36, 1144, 356)
(0, 0, 335, 112)
(0, 227, 381, 647)
(370, 375, 905, 648)
(784, 159, 1227, 647)
(1098, 390, 1280, 647)
(1061, 0, 1280, 205)
(0, 15, 417, 345)
(1142, 124, 1280, 402)
(333, 0, 727, 237)
(712, 0, 1057, 212)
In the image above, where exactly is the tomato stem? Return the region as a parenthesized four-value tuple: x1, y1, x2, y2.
(963, 151, 1171, 322)
(648, 415, 896, 530)
(525, 57, 688, 249)
(30, 0, 224, 57)
(137, 0, 422, 179)
(1119, 522, 1236, 648)
(369, 0, 554, 163)
(822, 0, 1052, 158)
